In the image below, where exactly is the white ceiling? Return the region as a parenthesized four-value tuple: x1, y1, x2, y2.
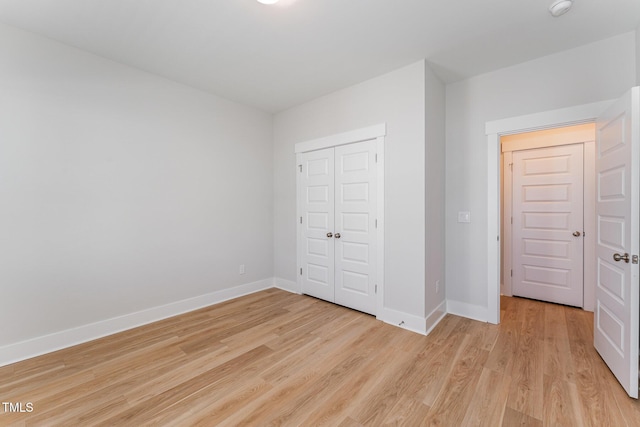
(0, 0, 639, 113)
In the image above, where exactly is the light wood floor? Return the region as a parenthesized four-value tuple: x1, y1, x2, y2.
(1, 289, 639, 426)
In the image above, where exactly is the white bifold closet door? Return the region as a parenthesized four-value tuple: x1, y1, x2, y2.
(298, 139, 377, 315)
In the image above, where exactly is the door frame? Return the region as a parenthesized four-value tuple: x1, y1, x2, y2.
(502, 135, 596, 310)
(485, 101, 612, 324)
(295, 123, 386, 317)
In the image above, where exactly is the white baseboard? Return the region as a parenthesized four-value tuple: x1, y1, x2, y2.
(446, 299, 488, 322)
(274, 277, 300, 294)
(0, 278, 275, 368)
(425, 300, 447, 335)
(377, 306, 427, 335)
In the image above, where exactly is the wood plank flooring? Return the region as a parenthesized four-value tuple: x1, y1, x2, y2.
(1, 289, 639, 426)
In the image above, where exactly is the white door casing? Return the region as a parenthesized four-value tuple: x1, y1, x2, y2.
(512, 144, 584, 307)
(594, 87, 639, 398)
(334, 141, 377, 314)
(298, 148, 335, 302)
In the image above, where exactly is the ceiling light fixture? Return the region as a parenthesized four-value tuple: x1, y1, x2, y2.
(257, 0, 279, 4)
(548, 0, 573, 17)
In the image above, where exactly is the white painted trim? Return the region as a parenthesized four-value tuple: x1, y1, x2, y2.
(275, 277, 300, 294)
(447, 299, 489, 323)
(370, 300, 446, 337)
(486, 100, 613, 324)
(583, 141, 596, 312)
(378, 307, 427, 335)
(502, 151, 513, 297)
(488, 133, 501, 324)
(425, 301, 447, 335)
(296, 151, 304, 298)
(501, 124, 595, 152)
(0, 278, 274, 367)
(294, 123, 386, 153)
(375, 136, 385, 318)
(486, 101, 612, 136)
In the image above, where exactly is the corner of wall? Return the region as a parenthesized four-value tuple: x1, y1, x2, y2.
(378, 297, 446, 336)
(377, 307, 427, 335)
(424, 60, 447, 317)
(274, 277, 300, 294)
(446, 299, 489, 323)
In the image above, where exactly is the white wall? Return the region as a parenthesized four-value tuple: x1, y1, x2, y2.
(274, 61, 431, 324)
(0, 24, 273, 353)
(424, 65, 447, 319)
(636, 26, 640, 85)
(445, 32, 637, 318)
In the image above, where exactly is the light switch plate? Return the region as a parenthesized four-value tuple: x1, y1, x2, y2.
(458, 211, 471, 223)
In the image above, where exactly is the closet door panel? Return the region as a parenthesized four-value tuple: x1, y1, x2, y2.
(299, 148, 335, 302)
(334, 140, 377, 314)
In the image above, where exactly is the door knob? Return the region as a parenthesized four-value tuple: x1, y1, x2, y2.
(572, 231, 581, 237)
(326, 232, 333, 238)
(334, 233, 341, 239)
(613, 253, 630, 263)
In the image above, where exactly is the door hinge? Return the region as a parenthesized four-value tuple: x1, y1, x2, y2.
(375, 153, 378, 163)
(300, 216, 302, 224)
(298, 165, 302, 172)
(375, 219, 378, 228)
(375, 284, 377, 294)
(300, 268, 303, 275)
(511, 217, 513, 224)
(510, 269, 513, 277)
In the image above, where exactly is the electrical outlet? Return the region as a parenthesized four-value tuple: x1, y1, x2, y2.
(436, 280, 440, 293)
(239, 264, 245, 275)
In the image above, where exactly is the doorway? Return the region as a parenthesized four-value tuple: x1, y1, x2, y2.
(485, 100, 611, 324)
(486, 95, 638, 398)
(500, 124, 595, 309)
(295, 123, 386, 318)
(297, 139, 378, 315)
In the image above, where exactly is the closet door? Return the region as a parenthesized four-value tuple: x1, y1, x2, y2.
(299, 148, 335, 302)
(334, 140, 377, 314)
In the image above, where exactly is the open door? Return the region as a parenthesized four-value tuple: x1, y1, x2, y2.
(594, 87, 639, 398)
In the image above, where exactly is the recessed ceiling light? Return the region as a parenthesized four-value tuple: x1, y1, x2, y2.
(257, 0, 279, 4)
(549, 0, 573, 17)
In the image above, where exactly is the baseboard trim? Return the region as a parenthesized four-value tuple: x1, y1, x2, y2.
(274, 277, 300, 294)
(0, 278, 275, 368)
(377, 306, 427, 335)
(425, 300, 447, 335)
(446, 299, 488, 322)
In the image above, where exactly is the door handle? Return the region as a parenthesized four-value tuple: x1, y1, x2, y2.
(334, 233, 341, 239)
(572, 231, 581, 237)
(326, 232, 333, 238)
(613, 253, 630, 263)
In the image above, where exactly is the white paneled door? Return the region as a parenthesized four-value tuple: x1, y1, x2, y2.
(512, 144, 584, 307)
(298, 148, 335, 303)
(298, 140, 377, 315)
(334, 142, 377, 314)
(594, 88, 639, 398)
